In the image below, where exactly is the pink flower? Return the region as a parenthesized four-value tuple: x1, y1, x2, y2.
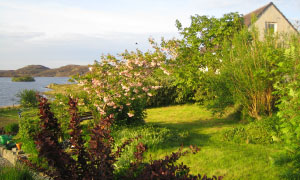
(151, 61, 156, 67)
(100, 111, 106, 115)
(103, 97, 109, 103)
(151, 86, 162, 90)
(142, 87, 149, 92)
(160, 67, 170, 75)
(133, 89, 139, 93)
(134, 72, 141, 77)
(107, 101, 115, 107)
(147, 93, 153, 97)
(161, 48, 168, 52)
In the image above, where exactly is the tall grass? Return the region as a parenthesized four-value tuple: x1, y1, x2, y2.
(0, 165, 34, 180)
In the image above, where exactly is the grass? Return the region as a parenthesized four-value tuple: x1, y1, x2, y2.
(144, 104, 285, 179)
(0, 165, 34, 180)
(0, 107, 20, 128)
(2, 100, 285, 179)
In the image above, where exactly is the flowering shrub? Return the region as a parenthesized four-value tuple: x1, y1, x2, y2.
(77, 49, 168, 125)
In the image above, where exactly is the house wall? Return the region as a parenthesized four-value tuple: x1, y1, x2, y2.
(251, 5, 297, 39)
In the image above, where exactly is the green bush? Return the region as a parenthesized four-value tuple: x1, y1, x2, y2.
(17, 108, 40, 155)
(11, 76, 35, 82)
(16, 89, 38, 107)
(0, 165, 34, 180)
(274, 35, 300, 178)
(146, 74, 179, 108)
(222, 116, 280, 144)
(4, 123, 19, 134)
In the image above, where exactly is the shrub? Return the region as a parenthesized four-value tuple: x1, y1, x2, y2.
(76, 48, 168, 126)
(16, 89, 38, 107)
(17, 108, 40, 155)
(4, 123, 19, 135)
(222, 116, 280, 144)
(146, 72, 179, 107)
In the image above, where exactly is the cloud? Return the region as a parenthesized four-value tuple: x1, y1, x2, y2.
(0, 1, 178, 39)
(0, 31, 45, 40)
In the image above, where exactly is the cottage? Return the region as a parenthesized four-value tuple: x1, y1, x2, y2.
(243, 2, 298, 39)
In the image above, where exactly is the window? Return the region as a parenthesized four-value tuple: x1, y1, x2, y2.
(265, 22, 277, 34)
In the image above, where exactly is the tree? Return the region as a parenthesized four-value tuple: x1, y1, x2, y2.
(16, 89, 38, 107)
(161, 13, 243, 103)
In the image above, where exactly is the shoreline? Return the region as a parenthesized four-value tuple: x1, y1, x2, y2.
(0, 105, 21, 109)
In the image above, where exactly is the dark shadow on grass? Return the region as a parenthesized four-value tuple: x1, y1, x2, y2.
(148, 111, 241, 132)
(146, 111, 242, 150)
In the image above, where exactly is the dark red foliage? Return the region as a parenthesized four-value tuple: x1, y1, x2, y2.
(34, 96, 76, 179)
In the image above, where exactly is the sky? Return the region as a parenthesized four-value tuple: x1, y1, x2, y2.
(0, 0, 299, 70)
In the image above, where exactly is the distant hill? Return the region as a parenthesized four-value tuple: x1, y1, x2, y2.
(15, 65, 50, 75)
(0, 64, 89, 77)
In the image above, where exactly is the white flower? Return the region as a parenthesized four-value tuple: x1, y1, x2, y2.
(127, 113, 134, 117)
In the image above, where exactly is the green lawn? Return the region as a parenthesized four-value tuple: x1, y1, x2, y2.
(145, 104, 285, 180)
(1, 103, 285, 179)
(0, 107, 20, 128)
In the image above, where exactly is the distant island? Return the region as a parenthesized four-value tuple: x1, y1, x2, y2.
(11, 76, 35, 82)
(0, 64, 89, 77)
